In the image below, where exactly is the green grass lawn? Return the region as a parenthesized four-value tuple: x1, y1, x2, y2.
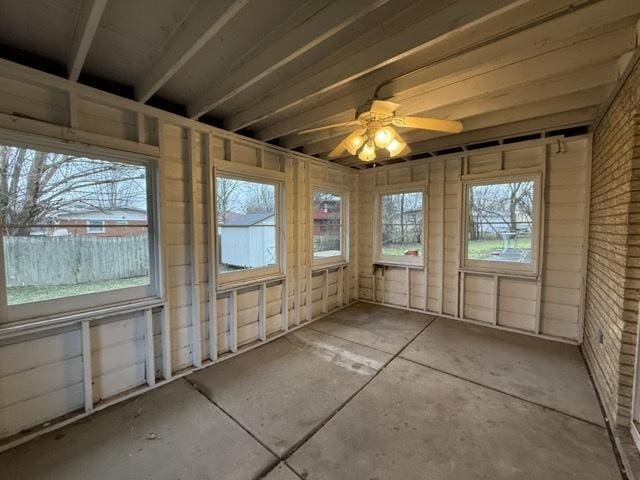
(468, 238, 531, 259)
(7, 276, 150, 305)
(380, 239, 531, 260)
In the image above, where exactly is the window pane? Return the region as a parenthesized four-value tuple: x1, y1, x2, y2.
(380, 192, 423, 258)
(216, 177, 277, 272)
(313, 191, 342, 259)
(466, 181, 534, 264)
(0, 144, 151, 305)
(4, 226, 150, 305)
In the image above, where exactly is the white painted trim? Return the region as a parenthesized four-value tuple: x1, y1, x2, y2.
(81, 320, 93, 413)
(144, 308, 156, 387)
(214, 172, 284, 286)
(0, 299, 165, 340)
(459, 172, 543, 277)
(188, 129, 202, 368)
(311, 185, 349, 267)
(373, 186, 427, 268)
(214, 159, 286, 181)
(205, 134, 219, 361)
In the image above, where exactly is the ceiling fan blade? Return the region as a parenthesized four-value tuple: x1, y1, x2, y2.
(298, 120, 359, 135)
(328, 141, 347, 159)
(369, 100, 400, 115)
(393, 116, 463, 133)
(328, 128, 366, 158)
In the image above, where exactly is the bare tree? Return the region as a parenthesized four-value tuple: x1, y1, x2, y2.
(468, 182, 533, 240)
(215, 177, 241, 222)
(241, 183, 274, 214)
(0, 146, 146, 235)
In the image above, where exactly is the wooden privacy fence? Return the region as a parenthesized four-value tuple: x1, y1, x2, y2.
(4, 234, 149, 286)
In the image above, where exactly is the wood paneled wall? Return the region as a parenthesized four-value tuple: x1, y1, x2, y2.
(0, 60, 357, 444)
(358, 136, 591, 343)
(0, 58, 592, 447)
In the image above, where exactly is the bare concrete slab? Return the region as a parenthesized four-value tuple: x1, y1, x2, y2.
(261, 462, 300, 480)
(289, 358, 621, 480)
(188, 327, 392, 457)
(0, 379, 276, 480)
(401, 318, 604, 425)
(308, 302, 435, 354)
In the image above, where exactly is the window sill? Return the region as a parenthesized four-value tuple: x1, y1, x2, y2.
(374, 260, 424, 269)
(0, 296, 165, 340)
(217, 273, 286, 293)
(460, 268, 539, 280)
(312, 261, 348, 272)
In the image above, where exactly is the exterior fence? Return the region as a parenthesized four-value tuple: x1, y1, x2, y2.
(4, 234, 149, 286)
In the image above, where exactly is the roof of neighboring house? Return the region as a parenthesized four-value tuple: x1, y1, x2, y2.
(58, 207, 146, 217)
(222, 212, 274, 226)
(57, 207, 147, 222)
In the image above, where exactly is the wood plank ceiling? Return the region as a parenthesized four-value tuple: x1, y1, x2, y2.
(0, 0, 638, 167)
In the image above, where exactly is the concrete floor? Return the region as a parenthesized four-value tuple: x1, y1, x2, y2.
(0, 303, 623, 479)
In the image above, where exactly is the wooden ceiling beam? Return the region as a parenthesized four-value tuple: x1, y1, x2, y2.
(300, 24, 634, 155)
(135, 0, 250, 103)
(222, 0, 520, 132)
(256, 0, 604, 143)
(186, 0, 390, 119)
(269, 0, 639, 149)
(67, 0, 108, 81)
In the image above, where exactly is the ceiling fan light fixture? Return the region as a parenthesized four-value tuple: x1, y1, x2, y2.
(373, 126, 394, 148)
(386, 135, 406, 157)
(344, 130, 365, 155)
(358, 141, 376, 161)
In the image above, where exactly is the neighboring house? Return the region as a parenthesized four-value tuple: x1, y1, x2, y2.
(313, 198, 340, 235)
(220, 212, 276, 268)
(51, 208, 148, 236)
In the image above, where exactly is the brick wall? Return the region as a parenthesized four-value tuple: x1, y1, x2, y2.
(584, 57, 640, 426)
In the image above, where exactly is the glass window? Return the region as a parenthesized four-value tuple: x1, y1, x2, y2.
(1, 144, 154, 307)
(216, 176, 278, 276)
(465, 180, 535, 267)
(379, 191, 423, 263)
(87, 220, 106, 233)
(313, 190, 344, 262)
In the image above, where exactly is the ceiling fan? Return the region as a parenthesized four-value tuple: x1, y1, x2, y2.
(298, 100, 463, 162)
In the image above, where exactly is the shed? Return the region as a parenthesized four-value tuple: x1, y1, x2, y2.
(220, 212, 276, 269)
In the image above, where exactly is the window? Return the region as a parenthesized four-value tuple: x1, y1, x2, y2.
(0, 140, 158, 321)
(215, 175, 281, 282)
(87, 220, 106, 234)
(377, 190, 424, 265)
(313, 189, 345, 265)
(463, 177, 538, 273)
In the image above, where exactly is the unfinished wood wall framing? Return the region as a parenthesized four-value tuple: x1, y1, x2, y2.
(0, 56, 593, 448)
(358, 135, 591, 343)
(0, 60, 357, 445)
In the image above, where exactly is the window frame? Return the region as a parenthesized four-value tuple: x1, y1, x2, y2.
(0, 130, 162, 324)
(214, 167, 285, 286)
(460, 171, 542, 276)
(311, 185, 349, 268)
(374, 186, 426, 267)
